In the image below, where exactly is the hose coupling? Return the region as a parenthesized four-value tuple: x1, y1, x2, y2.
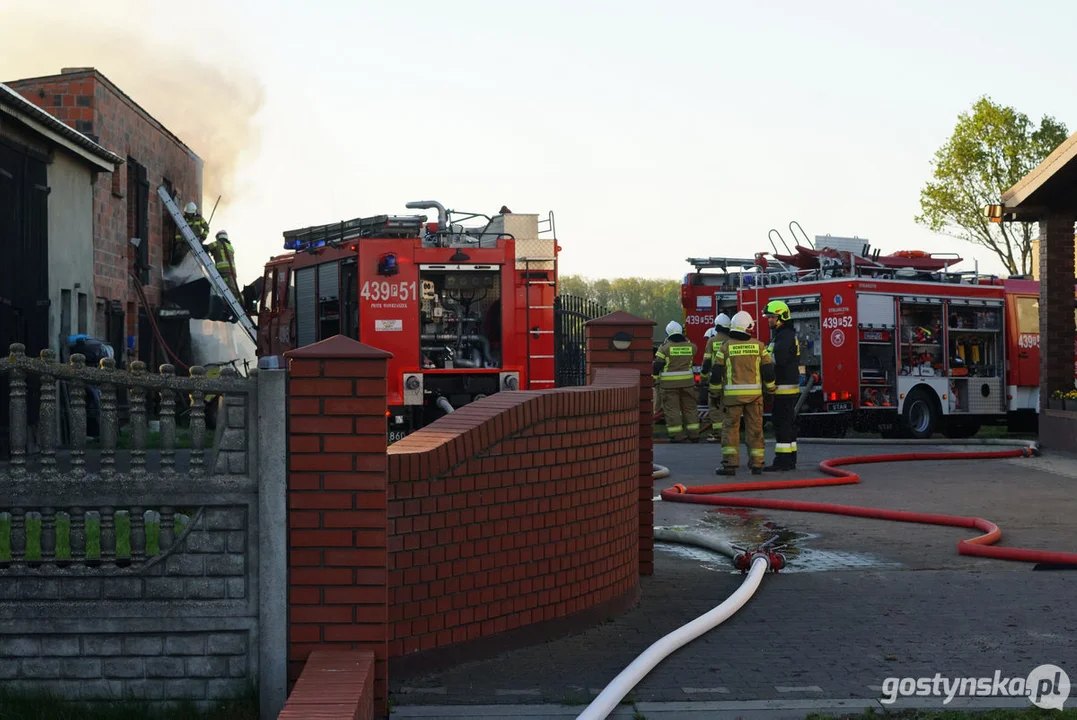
(732, 551, 773, 574)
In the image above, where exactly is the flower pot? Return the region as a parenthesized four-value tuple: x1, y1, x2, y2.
(1065, 399, 1077, 412)
(1049, 398, 1064, 410)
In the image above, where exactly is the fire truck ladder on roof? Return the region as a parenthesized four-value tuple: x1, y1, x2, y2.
(157, 185, 257, 343)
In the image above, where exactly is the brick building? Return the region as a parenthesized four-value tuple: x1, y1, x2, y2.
(6, 68, 203, 365)
(996, 130, 1077, 451)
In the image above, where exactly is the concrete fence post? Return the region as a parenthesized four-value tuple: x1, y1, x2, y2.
(256, 365, 288, 719)
(585, 311, 657, 576)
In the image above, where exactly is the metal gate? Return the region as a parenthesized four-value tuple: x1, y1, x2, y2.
(554, 295, 608, 387)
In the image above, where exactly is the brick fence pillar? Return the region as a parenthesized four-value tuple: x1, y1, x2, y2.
(1039, 215, 1076, 411)
(585, 311, 657, 576)
(285, 335, 393, 717)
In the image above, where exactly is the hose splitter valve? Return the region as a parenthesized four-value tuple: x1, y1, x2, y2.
(730, 535, 788, 574)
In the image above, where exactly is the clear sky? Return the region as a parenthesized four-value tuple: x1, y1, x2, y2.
(3, 0, 1076, 287)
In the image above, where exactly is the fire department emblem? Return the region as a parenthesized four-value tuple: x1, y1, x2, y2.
(833, 294, 843, 306)
(831, 328, 845, 347)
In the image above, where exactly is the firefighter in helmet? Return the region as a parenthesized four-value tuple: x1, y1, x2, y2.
(207, 230, 240, 322)
(710, 311, 775, 475)
(699, 313, 732, 442)
(654, 320, 699, 442)
(762, 299, 801, 471)
(173, 201, 210, 265)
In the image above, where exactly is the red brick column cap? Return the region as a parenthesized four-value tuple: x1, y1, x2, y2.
(284, 334, 393, 360)
(585, 311, 656, 327)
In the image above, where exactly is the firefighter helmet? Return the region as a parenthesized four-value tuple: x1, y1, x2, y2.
(763, 300, 791, 322)
(715, 313, 731, 331)
(704, 327, 716, 339)
(730, 311, 755, 334)
(216, 230, 229, 241)
(184, 201, 198, 214)
(665, 320, 683, 336)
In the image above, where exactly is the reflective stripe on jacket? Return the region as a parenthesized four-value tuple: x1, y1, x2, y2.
(703, 330, 729, 390)
(653, 334, 697, 389)
(770, 323, 801, 395)
(178, 214, 210, 243)
(709, 336, 776, 404)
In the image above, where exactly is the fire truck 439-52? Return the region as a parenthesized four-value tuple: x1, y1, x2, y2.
(681, 230, 1077, 439)
(254, 201, 561, 443)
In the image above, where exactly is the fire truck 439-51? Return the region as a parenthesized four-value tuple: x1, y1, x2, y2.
(254, 201, 561, 443)
(681, 229, 1077, 439)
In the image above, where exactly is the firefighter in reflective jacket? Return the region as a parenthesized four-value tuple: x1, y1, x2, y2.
(173, 201, 210, 265)
(699, 313, 731, 443)
(710, 311, 775, 476)
(654, 321, 700, 442)
(206, 230, 240, 322)
(763, 300, 800, 471)
(209, 230, 240, 297)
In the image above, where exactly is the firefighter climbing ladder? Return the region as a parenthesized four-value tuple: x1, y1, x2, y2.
(157, 185, 257, 343)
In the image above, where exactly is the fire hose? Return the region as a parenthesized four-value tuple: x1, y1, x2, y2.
(579, 439, 1071, 719)
(661, 441, 1077, 566)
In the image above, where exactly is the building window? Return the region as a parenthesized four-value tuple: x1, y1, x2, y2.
(127, 157, 150, 285)
(78, 292, 88, 334)
(1015, 296, 1039, 335)
(61, 289, 72, 340)
(162, 177, 177, 265)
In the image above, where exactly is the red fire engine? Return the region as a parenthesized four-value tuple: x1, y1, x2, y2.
(254, 201, 560, 442)
(681, 231, 1077, 439)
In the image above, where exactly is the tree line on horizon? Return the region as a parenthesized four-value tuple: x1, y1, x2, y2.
(558, 275, 683, 341)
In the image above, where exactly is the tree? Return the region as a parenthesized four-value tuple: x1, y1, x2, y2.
(559, 275, 682, 341)
(915, 96, 1068, 276)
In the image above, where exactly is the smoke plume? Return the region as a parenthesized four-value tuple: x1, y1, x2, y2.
(0, 2, 265, 213)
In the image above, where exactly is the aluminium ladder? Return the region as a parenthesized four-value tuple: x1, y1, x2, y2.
(157, 185, 257, 343)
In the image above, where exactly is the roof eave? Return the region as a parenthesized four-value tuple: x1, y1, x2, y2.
(1002, 131, 1077, 212)
(0, 103, 119, 172)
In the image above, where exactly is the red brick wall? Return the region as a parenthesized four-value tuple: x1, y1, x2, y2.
(286, 337, 391, 717)
(284, 337, 644, 716)
(8, 70, 202, 351)
(385, 367, 641, 658)
(584, 311, 657, 575)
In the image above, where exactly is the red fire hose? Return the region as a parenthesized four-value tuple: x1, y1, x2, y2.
(662, 448, 1077, 566)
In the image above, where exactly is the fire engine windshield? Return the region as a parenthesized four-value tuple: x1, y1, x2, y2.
(419, 268, 501, 370)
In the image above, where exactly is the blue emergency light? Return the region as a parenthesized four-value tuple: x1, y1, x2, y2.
(378, 253, 399, 276)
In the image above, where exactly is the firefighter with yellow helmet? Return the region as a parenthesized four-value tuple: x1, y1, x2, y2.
(699, 313, 731, 442)
(762, 299, 801, 471)
(653, 320, 700, 442)
(709, 310, 775, 475)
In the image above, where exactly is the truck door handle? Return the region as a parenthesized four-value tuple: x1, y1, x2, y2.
(1019, 352, 1029, 358)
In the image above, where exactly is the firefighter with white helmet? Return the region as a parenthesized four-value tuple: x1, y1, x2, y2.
(206, 229, 240, 322)
(654, 320, 700, 442)
(762, 299, 801, 471)
(709, 310, 775, 475)
(172, 199, 210, 265)
(699, 313, 732, 442)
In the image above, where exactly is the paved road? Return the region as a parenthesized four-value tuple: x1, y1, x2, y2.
(390, 441, 1077, 714)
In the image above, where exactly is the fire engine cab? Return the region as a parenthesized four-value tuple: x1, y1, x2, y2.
(254, 201, 560, 442)
(682, 231, 1077, 439)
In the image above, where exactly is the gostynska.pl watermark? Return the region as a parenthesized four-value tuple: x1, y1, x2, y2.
(881, 664, 1070, 709)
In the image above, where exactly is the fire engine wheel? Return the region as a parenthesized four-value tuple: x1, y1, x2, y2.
(900, 388, 939, 439)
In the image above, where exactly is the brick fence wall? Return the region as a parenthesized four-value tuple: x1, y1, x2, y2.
(284, 312, 651, 719)
(385, 367, 640, 658)
(583, 311, 656, 575)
